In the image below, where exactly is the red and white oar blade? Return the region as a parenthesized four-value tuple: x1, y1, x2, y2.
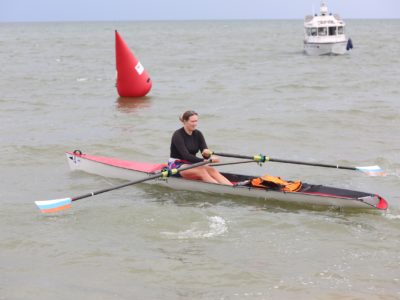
(356, 165, 386, 176)
(35, 198, 72, 213)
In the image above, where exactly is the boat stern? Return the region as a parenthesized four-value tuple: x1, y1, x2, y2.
(376, 195, 389, 210)
(359, 195, 389, 210)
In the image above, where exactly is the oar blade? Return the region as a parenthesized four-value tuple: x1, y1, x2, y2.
(356, 165, 386, 176)
(35, 198, 72, 213)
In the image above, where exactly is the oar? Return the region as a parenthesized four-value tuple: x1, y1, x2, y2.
(35, 160, 211, 213)
(210, 159, 255, 167)
(212, 152, 386, 176)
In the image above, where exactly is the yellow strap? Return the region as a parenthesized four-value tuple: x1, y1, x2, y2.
(252, 155, 270, 163)
(253, 155, 261, 162)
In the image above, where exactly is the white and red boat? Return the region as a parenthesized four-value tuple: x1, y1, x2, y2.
(65, 151, 388, 211)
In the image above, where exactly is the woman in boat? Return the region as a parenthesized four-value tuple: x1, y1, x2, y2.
(169, 110, 233, 185)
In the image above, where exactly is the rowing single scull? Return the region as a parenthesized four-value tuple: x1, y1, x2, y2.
(57, 151, 388, 211)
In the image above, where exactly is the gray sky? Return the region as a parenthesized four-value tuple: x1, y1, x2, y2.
(1, 0, 399, 22)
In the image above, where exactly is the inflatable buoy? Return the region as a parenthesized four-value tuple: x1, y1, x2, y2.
(115, 30, 152, 97)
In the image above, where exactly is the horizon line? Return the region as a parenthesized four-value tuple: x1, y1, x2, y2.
(1, 17, 399, 24)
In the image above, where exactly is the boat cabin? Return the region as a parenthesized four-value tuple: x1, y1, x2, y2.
(304, 3, 346, 40)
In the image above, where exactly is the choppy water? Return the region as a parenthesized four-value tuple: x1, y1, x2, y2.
(1, 20, 400, 299)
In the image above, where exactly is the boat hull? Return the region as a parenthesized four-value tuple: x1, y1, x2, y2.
(66, 152, 388, 211)
(304, 41, 348, 55)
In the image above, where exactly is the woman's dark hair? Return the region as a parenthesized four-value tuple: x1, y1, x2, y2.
(180, 110, 198, 122)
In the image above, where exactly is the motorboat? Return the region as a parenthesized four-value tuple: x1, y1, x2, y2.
(303, 2, 353, 55)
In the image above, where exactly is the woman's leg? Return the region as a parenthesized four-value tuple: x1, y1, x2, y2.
(179, 165, 219, 183)
(204, 166, 233, 186)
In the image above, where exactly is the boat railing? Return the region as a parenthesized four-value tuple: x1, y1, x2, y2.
(305, 15, 314, 22)
(333, 14, 342, 21)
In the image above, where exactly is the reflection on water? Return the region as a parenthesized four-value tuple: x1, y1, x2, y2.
(116, 96, 151, 113)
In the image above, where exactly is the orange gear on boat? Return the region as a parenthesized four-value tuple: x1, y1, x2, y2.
(251, 174, 302, 192)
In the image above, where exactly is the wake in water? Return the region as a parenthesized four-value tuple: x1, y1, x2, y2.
(384, 213, 400, 220)
(161, 216, 227, 239)
(388, 168, 400, 178)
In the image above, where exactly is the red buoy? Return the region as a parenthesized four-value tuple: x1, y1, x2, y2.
(115, 30, 152, 97)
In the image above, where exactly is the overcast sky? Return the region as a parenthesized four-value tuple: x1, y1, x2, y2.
(1, 0, 399, 22)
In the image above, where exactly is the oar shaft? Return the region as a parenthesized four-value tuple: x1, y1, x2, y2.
(268, 158, 356, 170)
(210, 160, 255, 167)
(214, 152, 356, 170)
(71, 173, 162, 201)
(214, 152, 252, 160)
(71, 160, 210, 202)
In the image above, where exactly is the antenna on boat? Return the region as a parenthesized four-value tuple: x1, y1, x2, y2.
(320, 2, 328, 16)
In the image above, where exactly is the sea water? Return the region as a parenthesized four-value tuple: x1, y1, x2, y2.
(1, 20, 399, 299)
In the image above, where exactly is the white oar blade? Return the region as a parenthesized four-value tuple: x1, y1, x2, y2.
(356, 165, 386, 176)
(35, 198, 72, 213)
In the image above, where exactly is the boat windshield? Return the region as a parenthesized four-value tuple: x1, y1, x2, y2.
(306, 27, 322, 36)
(307, 26, 343, 37)
(311, 28, 317, 36)
(318, 27, 327, 36)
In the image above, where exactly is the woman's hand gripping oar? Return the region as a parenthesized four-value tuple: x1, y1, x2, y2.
(35, 160, 212, 213)
(212, 152, 386, 176)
